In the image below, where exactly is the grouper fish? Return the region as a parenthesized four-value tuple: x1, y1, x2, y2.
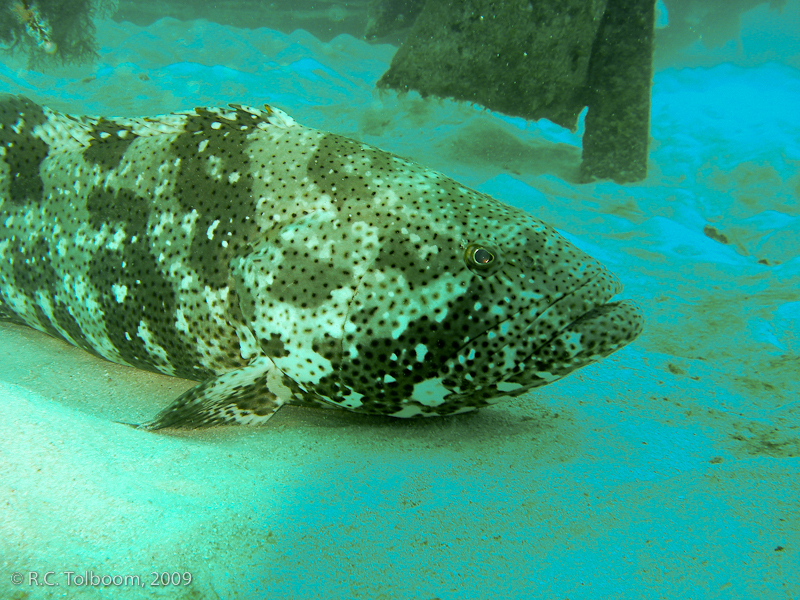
(0, 95, 644, 429)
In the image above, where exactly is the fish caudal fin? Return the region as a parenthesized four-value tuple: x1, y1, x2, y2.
(140, 359, 297, 430)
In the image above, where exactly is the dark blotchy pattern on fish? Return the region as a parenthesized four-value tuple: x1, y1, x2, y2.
(0, 95, 643, 428)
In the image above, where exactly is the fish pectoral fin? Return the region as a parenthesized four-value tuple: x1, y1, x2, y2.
(139, 360, 297, 430)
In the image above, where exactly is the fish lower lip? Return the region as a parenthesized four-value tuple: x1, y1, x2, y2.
(570, 298, 644, 339)
(545, 296, 644, 362)
(496, 293, 644, 390)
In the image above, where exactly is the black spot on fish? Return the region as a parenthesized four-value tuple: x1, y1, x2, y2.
(0, 96, 49, 206)
(86, 186, 151, 230)
(169, 111, 258, 288)
(83, 118, 136, 170)
(11, 236, 55, 297)
(50, 303, 96, 355)
(7, 234, 96, 354)
(87, 238, 210, 379)
(258, 332, 290, 357)
(29, 301, 98, 360)
(30, 302, 64, 340)
(373, 232, 450, 285)
(333, 272, 528, 414)
(263, 240, 356, 309)
(308, 133, 382, 203)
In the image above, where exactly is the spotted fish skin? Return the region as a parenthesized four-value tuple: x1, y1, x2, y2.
(0, 95, 643, 428)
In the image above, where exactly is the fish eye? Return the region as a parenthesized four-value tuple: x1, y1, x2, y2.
(464, 241, 503, 277)
(472, 247, 494, 265)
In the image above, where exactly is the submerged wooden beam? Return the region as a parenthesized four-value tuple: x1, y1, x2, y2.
(377, 0, 656, 183)
(581, 0, 656, 183)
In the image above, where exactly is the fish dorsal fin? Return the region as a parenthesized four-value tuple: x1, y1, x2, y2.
(29, 99, 297, 152)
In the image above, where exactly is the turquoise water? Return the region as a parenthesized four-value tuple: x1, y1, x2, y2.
(1, 2, 799, 599)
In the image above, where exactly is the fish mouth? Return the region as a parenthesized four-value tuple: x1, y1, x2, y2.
(496, 271, 644, 391)
(439, 267, 644, 400)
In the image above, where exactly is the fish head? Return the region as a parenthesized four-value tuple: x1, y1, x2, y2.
(335, 179, 644, 417)
(234, 132, 642, 417)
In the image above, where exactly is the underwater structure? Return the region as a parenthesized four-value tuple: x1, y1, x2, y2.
(365, 0, 425, 40)
(376, 0, 656, 183)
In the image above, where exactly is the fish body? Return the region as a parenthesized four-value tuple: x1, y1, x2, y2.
(0, 95, 643, 428)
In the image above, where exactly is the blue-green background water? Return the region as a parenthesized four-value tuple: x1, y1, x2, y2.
(1, 1, 799, 598)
